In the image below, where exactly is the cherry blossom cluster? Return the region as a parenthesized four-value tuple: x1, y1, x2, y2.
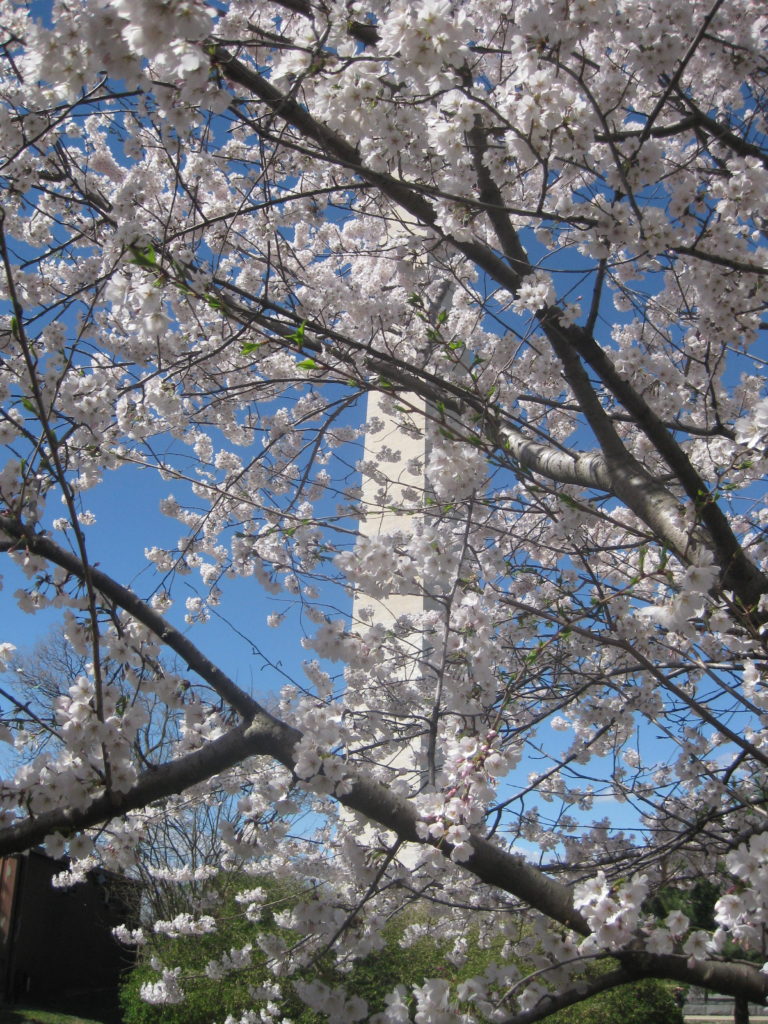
(292, 980, 367, 1023)
(415, 730, 513, 862)
(572, 872, 650, 952)
(205, 944, 254, 981)
(153, 913, 217, 938)
(140, 966, 185, 1006)
(711, 833, 768, 952)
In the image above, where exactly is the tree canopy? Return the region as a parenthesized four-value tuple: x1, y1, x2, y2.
(0, 0, 767, 1020)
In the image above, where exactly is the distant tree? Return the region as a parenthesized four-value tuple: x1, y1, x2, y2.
(1, 629, 295, 920)
(120, 873, 480, 1024)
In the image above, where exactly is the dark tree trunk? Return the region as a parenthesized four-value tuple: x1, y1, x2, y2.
(735, 993, 750, 1024)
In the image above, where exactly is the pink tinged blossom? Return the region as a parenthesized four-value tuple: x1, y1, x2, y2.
(735, 397, 768, 448)
(665, 910, 690, 938)
(715, 893, 746, 928)
(413, 978, 454, 1024)
(510, 271, 556, 314)
(683, 930, 713, 961)
(68, 833, 94, 860)
(113, 924, 146, 946)
(573, 871, 609, 909)
(645, 927, 674, 955)
(426, 442, 487, 502)
(44, 832, 66, 859)
(371, 985, 410, 1024)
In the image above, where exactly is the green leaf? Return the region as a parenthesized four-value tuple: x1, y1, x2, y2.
(241, 342, 262, 356)
(289, 321, 306, 349)
(21, 397, 36, 413)
(524, 646, 542, 665)
(128, 244, 157, 269)
(296, 358, 317, 370)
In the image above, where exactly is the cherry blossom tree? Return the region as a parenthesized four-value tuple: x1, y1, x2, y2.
(0, 0, 767, 1019)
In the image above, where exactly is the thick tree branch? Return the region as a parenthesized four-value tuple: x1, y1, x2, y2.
(540, 311, 768, 612)
(500, 954, 768, 1023)
(0, 721, 292, 853)
(205, 46, 767, 617)
(462, 127, 728, 573)
(544, 323, 707, 566)
(131, 248, 618, 497)
(0, 514, 587, 934)
(2, 515, 767, 1002)
(499, 968, 638, 1024)
(211, 46, 526, 296)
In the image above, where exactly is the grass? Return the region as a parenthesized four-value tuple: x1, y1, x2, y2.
(0, 991, 121, 1024)
(0, 1010, 109, 1024)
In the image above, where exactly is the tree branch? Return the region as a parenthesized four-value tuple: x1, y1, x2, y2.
(2, 515, 767, 1002)
(499, 968, 636, 1024)
(0, 514, 587, 934)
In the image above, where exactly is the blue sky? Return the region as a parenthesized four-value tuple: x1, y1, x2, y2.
(1, 458, 326, 705)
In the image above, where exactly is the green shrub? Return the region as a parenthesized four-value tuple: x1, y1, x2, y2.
(547, 977, 684, 1024)
(123, 878, 683, 1024)
(119, 876, 467, 1024)
(120, 874, 299, 1024)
